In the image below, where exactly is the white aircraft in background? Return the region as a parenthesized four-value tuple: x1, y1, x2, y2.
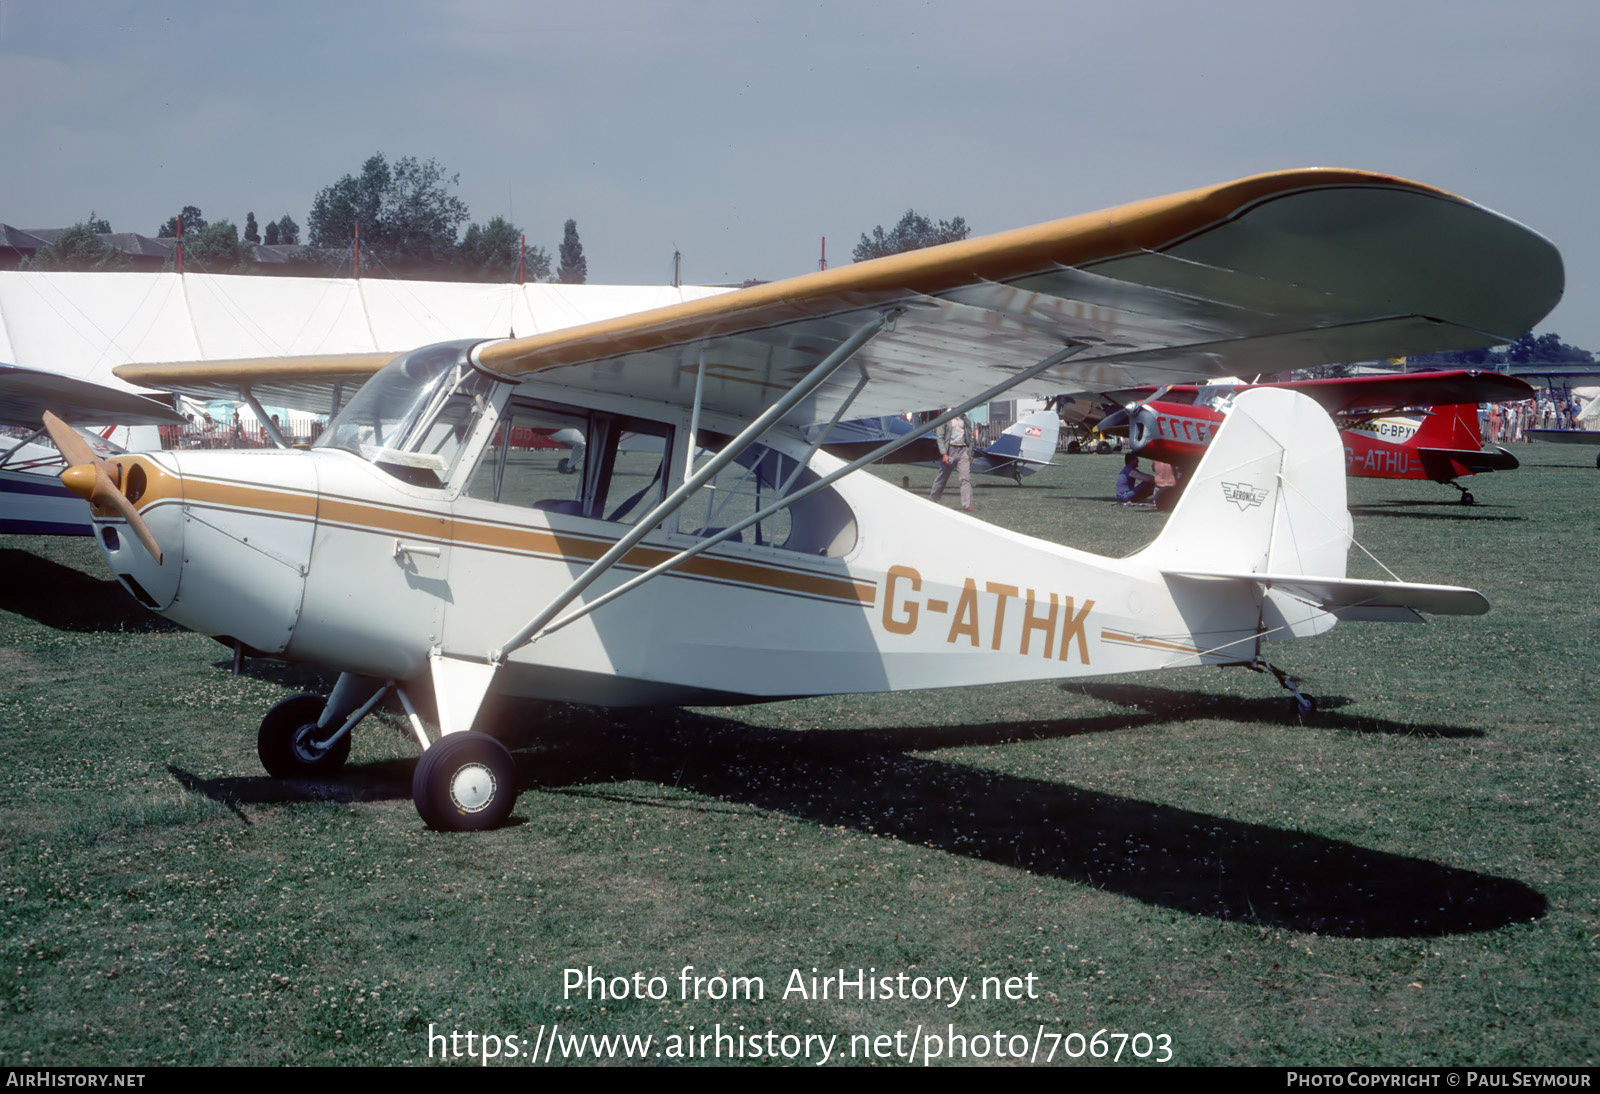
(47, 169, 1562, 831)
(807, 408, 1061, 484)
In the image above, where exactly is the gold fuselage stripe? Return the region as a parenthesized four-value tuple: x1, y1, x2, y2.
(160, 473, 876, 607)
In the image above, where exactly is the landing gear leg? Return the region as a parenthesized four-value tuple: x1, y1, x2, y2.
(257, 673, 391, 778)
(405, 655, 518, 831)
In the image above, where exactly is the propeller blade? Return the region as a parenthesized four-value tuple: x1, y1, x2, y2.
(42, 411, 100, 467)
(44, 411, 163, 564)
(99, 482, 164, 564)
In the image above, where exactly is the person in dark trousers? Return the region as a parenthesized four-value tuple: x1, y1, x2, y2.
(929, 410, 975, 511)
(1116, 454, 1155, 504)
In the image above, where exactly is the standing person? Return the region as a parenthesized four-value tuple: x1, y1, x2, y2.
(929, 410, 975, 512)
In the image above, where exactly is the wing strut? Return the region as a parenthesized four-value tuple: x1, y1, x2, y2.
(529, 340, 1091, 644)
(489, 310, 900, 663)
(241, 386, 290, 449)
(0, 425, 49, 471)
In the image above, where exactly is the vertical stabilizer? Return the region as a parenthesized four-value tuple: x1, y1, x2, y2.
(1137, 388, 1353, 639)
(982, 409, 1060, 467)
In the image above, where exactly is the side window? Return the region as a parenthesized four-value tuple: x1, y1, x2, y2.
(465, 405, 589, 515)
(462, 400, 672, 527)
(679, 437, 857, 558)
(595, 419, 672, 526)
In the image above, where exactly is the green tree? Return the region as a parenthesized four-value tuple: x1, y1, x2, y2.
(264, 221, 279, 246)
(179, 219, 251, 273)
(26, 221, 130, 271)
(244, 212, 260, 244)
(852, 209, 969, 261)
(557, 219, 587, 284)
(274, 215, 299, 245)
(456, 216, 550, 282)
(307, 153, 468, 269)
(158, 205, 207, 239)
(86, 211, 112, 233)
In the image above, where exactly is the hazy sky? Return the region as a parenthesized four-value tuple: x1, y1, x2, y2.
(3, 0, 1596, 348)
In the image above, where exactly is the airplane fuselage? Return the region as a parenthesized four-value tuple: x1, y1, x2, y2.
(1128, 400, 1498, 485)
(85, 377, 1324, 708)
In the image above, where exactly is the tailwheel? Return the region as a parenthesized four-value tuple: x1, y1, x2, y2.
(258, 693, 352, 777)
(1249, 658, 1318, 722)
(412, 732, 517, 831)
(1459, 490, 1474, 506)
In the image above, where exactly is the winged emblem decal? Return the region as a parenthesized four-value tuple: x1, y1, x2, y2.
(1220, 481, 1270, 510)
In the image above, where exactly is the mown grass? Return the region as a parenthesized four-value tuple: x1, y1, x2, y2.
(0, 444, 1594, 1066)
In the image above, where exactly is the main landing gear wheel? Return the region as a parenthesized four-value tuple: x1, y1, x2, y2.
(1290, 694, 1318, 718)
(412, 732, 517, 832)
(258, 693, 352, 778)
(1459, 491, 1474, 506)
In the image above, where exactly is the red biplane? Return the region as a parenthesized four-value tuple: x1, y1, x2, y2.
(1100, 370, 1533, 504)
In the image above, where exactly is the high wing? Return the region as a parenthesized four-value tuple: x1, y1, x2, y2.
(0, 364, 186, 428)
(117, 169, 1562, 424)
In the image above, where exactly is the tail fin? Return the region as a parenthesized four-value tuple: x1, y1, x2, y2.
(1139, 388, 1350, 581)
(983, 409, 1059, 466)
(1410, 404, 1483, 449)
(1139, 388, 1486, 635)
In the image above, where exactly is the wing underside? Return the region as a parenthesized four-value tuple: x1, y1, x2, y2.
(117, 169, 1564, 426)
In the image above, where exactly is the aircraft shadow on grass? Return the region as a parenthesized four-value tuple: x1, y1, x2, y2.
(171, 687, 1542, 940)
(1347, 502, 1525, 523)
(0, 548, 183, 633)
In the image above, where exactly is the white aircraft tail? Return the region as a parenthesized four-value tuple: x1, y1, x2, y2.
(1139, 388, 1486, 630)
(983, 409, 1059, 467)
(1140, 388, 1350, 579)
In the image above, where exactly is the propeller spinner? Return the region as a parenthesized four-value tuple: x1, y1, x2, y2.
(42, 411, 164, 563)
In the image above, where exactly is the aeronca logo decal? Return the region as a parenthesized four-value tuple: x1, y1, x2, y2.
(1220, 481, 1270, 511)
(1023, 426, 1043, 437)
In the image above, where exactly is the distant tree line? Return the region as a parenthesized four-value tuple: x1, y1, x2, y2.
(1409, 332, 1594, 368)
(22, 152, 585, 284)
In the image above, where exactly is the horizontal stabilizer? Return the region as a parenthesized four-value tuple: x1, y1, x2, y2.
(1417, 445, 1519, 477)
(1164, 569, 1489, 617)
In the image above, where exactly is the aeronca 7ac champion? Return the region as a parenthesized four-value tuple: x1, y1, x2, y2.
(49, 169, 1563, 830)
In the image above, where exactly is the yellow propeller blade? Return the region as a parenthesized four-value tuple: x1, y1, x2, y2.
(42, 411, 164, 564)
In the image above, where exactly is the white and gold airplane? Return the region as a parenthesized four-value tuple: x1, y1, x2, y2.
(45, 169, 1562, 831)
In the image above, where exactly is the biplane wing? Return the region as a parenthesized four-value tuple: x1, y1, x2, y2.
(1103, 369, 1537, 418)
(0, 364, 186, 428)
(117, 169, 1562, 427)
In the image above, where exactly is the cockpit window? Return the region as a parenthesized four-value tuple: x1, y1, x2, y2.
(461, 397, 671, 525)
(317, 340, 501, 485)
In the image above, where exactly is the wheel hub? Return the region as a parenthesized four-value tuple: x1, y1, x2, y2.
(290, 723, 332, 764)
(448, 762, 497, 813)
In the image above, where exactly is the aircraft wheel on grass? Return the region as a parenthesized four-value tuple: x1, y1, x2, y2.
(1289, 694, 1318, 719)
(258, 693, 351, 778)
(413, 732, 517, 831)
(1459, 491, 1474, 506)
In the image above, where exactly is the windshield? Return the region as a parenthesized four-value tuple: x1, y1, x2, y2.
(316, 340, 502, 483)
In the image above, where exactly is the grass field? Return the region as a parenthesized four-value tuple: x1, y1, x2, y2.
(1, 443, 1595, 1066)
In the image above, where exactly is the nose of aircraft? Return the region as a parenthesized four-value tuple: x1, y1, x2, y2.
(1127, 405, 1159, 451)
(46, 412, 167, 563)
